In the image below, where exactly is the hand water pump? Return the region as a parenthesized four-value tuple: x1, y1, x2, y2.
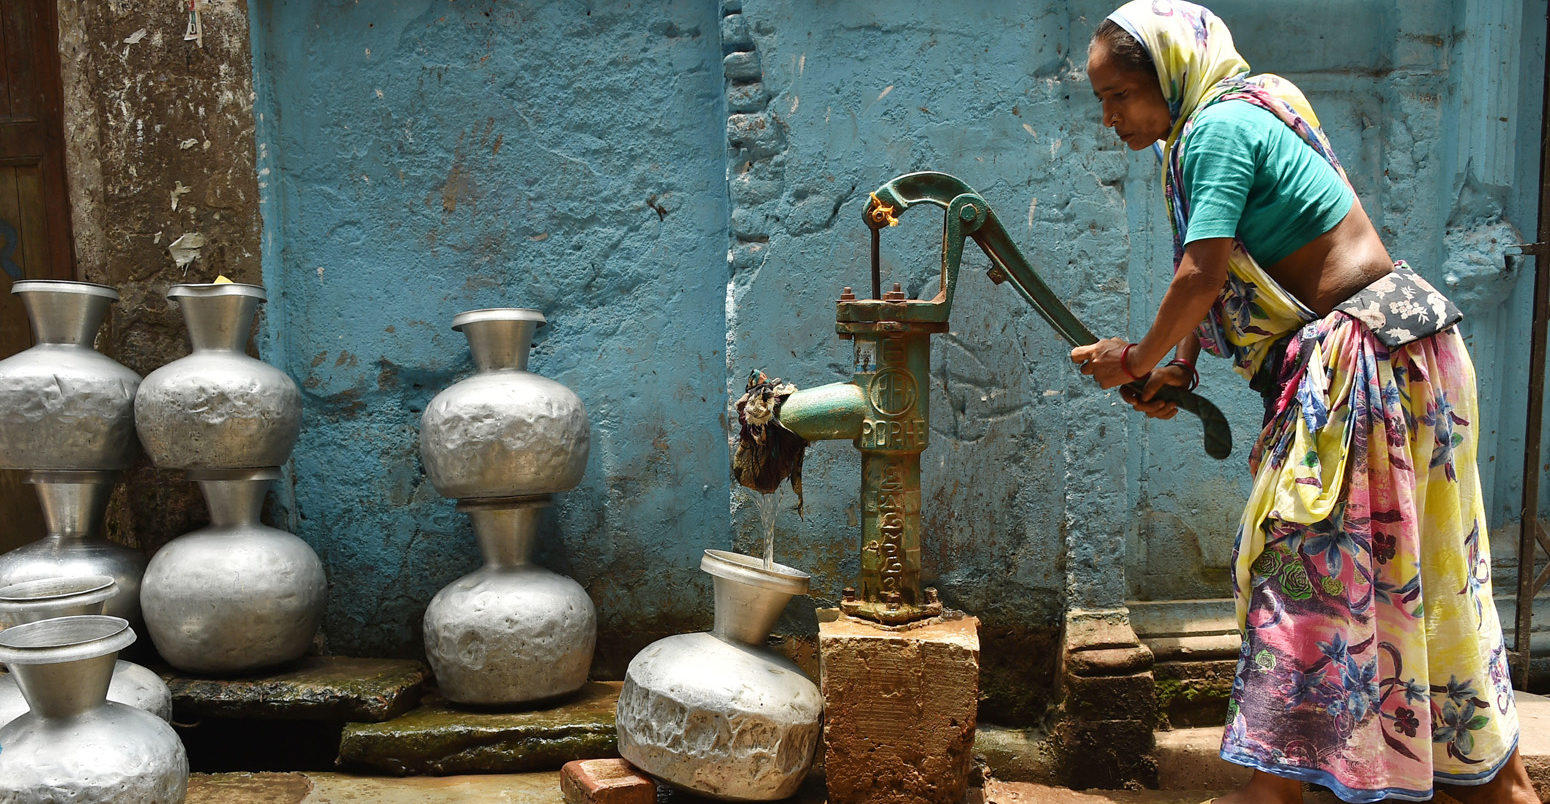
(752, 170, 1231, 625)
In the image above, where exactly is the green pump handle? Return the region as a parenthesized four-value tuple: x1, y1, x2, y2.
(865, 170, 1233, 460)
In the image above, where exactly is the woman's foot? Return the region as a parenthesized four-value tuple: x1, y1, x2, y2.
(1440, 749, 1539, 804)
(1214, 770, 1303, 804)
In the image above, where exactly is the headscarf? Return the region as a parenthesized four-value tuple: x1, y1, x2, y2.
(1104, 0, 1351, 371)
(1105, 0, 1248, 147)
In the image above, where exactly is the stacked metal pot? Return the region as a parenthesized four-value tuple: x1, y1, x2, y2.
(0, 280, 188, 802)
(418, 308, 597, 706)
(0, 281, 146, 623)
(136, 282, 326, 674)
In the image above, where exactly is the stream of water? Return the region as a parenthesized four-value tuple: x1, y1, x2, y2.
(747, 485, 783, 570)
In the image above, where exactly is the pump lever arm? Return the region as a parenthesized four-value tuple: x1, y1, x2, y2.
(866, 171, 1233, 460)
(969, 210, 1233, 460)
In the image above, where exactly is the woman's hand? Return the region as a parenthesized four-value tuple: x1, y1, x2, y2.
(1119, 363, 1194, 420)
(1070, 337, 1137, 389)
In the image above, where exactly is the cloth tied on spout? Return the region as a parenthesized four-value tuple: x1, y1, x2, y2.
(732, 369, 807, 516)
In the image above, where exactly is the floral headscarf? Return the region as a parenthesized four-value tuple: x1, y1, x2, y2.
(1105, 0, 1352, 372)
(1106, 0, 1248, 147)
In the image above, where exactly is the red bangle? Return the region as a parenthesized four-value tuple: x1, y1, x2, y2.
(1167, 358, 1200, 391)
(1120, 343, 1146, 381)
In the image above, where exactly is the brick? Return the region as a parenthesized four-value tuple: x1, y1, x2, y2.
(726, 81, 768, 114)
(1063, 670, 1156, 721)
(819, 611, 980, 804)
(719, 14, 751, 52)
(1065, 644, 1154, 676)
(560, 759, 656, 804)
(722, 51, 761, 82)
(726, 112, 784, 160)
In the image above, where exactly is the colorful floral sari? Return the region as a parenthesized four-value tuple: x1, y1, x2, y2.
(1107, 2, 1520, 800)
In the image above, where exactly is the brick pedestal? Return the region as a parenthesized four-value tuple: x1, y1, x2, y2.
(819, 610, 980, 804)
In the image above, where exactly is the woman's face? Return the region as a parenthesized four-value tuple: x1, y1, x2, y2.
(1087, 39, 1172, 150)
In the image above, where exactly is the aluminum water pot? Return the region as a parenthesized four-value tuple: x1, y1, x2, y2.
(423, 500, 596, 705)
(616, 550, 822, 801)
(419, 308, 589, 500)
(0, 280, 140, 471)
(134, 282, 301, 471)
(0, 471, 147, 624)
(140, 468, 326, 674)
(0, 615, 188, 803)
(0, 575, 171, 727)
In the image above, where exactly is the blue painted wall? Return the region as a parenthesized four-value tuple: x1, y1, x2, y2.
(247, 0, 1547, 710)
(248, 0, 731, 664)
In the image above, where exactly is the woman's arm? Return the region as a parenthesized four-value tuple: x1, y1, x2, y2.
(1069, 236, 1232, 390)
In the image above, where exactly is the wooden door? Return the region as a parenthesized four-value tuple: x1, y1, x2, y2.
(0, 0, 74, 552)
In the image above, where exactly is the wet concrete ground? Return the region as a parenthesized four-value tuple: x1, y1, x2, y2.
(183, 773, 1458, 804)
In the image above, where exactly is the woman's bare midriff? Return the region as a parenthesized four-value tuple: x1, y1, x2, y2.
(1263, 198, 1394, 317)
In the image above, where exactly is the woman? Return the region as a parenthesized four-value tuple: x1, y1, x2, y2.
(1070, 3, 1536, 802)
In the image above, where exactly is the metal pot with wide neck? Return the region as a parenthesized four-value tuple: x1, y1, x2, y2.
(0, 575, 172, 726)
(134, 282, 301, 471)
(0, 471, 147, 624)
(419, 308, 590, 500)
(0, 615, 187, 802)
(139, 468, 326, 674)
(0, 280, 140, 471)
(616, 550, 823, 801)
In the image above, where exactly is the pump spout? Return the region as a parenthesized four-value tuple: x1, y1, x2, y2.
(773, 382, 867, 443)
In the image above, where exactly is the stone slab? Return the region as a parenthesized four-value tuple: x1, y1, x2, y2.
(338, 681, 621, 776)
(1152, 726, 1249, 792)
(161, 656, 430, 723)
(187, 772, 314, 804)
(560, 759, 656, 804)
(820, 611, 980, 804)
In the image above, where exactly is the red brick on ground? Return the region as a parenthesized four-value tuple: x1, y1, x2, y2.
(560, 759, 656, 804)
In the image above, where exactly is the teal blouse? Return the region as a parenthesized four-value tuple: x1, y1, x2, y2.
(1179, 99, 1354, 267)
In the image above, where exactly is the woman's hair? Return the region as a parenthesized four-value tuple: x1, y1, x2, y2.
(1091, 19, 1155, 77)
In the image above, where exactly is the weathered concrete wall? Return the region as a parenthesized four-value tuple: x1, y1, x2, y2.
(57, 0, 264, 553)
(247, 0, 730, 668)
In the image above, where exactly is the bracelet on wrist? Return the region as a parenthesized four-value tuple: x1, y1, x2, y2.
(1120, 342, 1146, 381)
(1166, 357, 1200, 391)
